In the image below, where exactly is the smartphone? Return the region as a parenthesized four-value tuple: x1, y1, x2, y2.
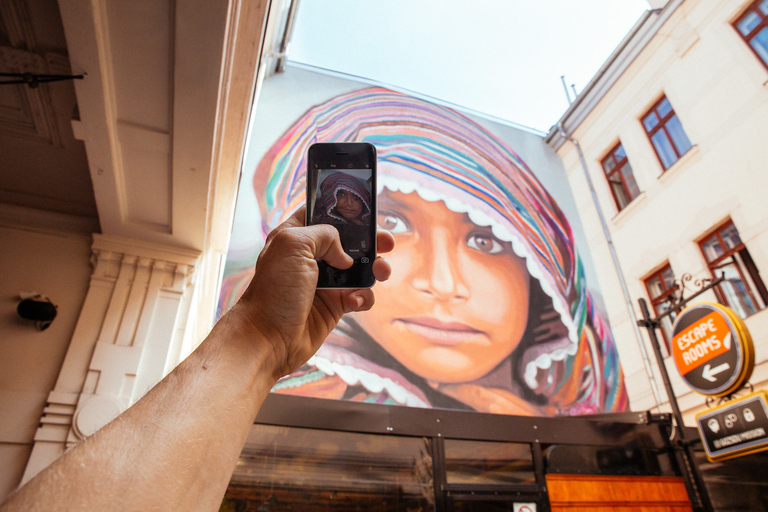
(306, 142, 377, 288)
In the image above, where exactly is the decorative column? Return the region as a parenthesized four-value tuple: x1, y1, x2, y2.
(21, 234, 201, 483)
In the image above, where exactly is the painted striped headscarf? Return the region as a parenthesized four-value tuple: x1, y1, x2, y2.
(251, 87, 627, 413)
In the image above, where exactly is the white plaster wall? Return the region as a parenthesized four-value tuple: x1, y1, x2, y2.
(556, 0, 768, 422)
(0, 224, 92, 500)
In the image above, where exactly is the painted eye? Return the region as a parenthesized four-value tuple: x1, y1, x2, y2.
(467, 234, 503, 254)
(377, 213, 410, 234)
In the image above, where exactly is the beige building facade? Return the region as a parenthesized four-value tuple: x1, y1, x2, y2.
(547, 0, 768, 423)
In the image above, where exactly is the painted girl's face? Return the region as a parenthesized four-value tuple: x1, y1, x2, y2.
(336, 189, 363, 220)
(354, 189, 530, 383)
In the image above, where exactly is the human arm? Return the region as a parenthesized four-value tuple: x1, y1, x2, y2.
(1, 206, 394, 511)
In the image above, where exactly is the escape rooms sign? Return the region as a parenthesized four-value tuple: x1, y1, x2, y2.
(671, 302, 754, 397)
(674, 303, 766, 462)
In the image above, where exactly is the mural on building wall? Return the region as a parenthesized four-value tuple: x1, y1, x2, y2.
(219, 86, 628, 416)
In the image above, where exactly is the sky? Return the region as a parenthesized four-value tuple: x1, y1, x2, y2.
(288, 0, 651, 134)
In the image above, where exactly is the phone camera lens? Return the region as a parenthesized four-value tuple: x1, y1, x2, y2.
(347, 163, 353, 168)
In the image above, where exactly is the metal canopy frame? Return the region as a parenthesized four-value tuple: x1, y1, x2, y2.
(255, 393, 671, 448)
(252, 393, 683, 512)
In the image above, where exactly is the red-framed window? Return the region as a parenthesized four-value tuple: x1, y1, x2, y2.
(644, 264, 678, 347)
(734, 0, 768, 69)
(601, 142, 640, 212)
(641, 96, 693, 170)
(699, 220, 768, 318)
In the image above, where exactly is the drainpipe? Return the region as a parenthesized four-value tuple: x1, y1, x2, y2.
(557, 123, 663, 409)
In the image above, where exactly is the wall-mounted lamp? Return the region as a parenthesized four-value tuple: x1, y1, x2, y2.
(17, 292, 57, 331)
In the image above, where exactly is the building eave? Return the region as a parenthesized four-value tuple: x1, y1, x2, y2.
(545, 0, 684, 151)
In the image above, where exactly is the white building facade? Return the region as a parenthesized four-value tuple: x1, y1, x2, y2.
(547, 0, 768, 423)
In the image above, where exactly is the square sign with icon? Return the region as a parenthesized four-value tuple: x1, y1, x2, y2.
(696, 391, 768, 461)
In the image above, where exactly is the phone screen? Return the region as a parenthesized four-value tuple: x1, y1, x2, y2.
(306, 143, 377, 288)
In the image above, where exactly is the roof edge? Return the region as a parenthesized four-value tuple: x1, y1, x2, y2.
(545, 0, 684, 150)
(285, 61, 549, 137)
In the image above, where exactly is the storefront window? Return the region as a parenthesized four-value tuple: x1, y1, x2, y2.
(223, 424, 434, 511)
(544, 444, 678, 477)
(444, 439, 535, 485)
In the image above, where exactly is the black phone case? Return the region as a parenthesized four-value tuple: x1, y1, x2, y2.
(306, 143, 377, 288)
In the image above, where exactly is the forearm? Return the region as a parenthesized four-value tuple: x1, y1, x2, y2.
(2, 308, 277, 512)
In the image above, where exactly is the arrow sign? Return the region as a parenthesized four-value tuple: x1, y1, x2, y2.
(702, 363, 730, 383)
(671, 303, 752, 396)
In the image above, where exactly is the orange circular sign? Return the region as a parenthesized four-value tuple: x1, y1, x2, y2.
(671, 302, 754, 397)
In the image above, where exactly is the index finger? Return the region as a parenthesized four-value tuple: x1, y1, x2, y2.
(376, 230, 395, 254)
(281, 205, 307, 229)
(285, 205, 393, 251)
(282, 205, 394, 258)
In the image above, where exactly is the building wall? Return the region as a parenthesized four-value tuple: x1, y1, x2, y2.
(0, 0, 262, 501)
(0, 209, 201, 503)
(0, 214, 93, 500)
(233, 67, 602, 302)
(554, 0, 768, 422)
(221, 67, 628, 417)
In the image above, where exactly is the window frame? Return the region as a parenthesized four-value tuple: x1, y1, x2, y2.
(733, 0, 768, 71)
(643, 264, 678, 349)
(600, 141, 640, 212)
(641, 96, 691, 171)
(698, 219, 768, 317)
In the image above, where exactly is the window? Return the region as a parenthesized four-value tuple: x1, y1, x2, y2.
(699, 220, 768, 318)
(601, 142, 641, 211)
(734, 0, 768, 69)
(444, 439, 535, 485)
(641, 96, 692, 170)
(644, 264, 678, 347)
(226, 424, 435, 510)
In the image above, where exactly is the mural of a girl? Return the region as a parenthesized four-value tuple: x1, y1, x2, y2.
(220, 87, 628, 416)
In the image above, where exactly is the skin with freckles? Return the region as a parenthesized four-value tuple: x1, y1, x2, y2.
(355, 190, 530, 384)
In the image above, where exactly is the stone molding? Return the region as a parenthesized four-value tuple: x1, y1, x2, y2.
(22, 235, 201, 483)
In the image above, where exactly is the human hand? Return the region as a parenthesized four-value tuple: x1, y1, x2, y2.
(230, 206, 394, 381)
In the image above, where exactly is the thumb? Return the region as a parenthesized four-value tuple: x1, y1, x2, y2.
(303, 224, 353, 269)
